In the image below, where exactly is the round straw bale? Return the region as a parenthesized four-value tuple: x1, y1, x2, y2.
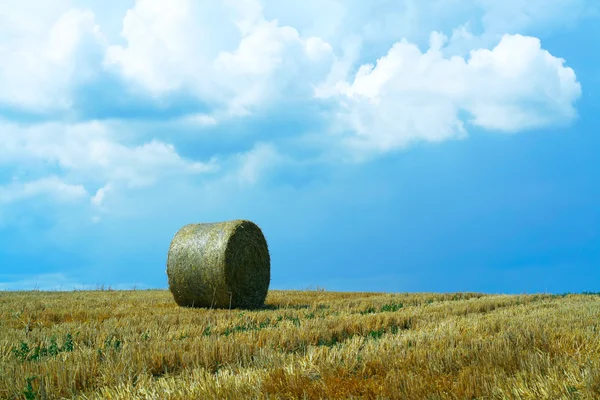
(166, 220, 270, 309)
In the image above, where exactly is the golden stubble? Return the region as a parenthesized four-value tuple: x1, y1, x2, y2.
(0, 290, 599, 399)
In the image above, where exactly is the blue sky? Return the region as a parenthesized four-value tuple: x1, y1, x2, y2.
(1, 0, 599, 294)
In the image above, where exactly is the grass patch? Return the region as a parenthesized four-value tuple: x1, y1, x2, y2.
(12, 333, 74, 362)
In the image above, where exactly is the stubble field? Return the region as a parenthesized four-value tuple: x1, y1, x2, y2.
(1, 289, 599, 399)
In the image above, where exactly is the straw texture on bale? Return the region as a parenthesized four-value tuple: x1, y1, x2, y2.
(166, 220, 270, 309)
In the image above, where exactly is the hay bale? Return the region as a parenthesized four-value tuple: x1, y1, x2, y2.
(166, 220, 270, 309)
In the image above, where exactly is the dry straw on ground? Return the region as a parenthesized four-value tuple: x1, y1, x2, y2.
(166, 219, 270, 309)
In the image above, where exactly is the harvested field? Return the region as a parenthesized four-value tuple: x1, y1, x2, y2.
(1, 290, 599, 399)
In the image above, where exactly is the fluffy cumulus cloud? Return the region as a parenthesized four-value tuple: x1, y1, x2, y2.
(0, 3, 107, 113)
(319, 32, 581, 158)
(104, 0, 335, 116)
(0, 0, 586, 217)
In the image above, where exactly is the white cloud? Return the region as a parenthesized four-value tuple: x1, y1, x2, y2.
(0, 120, 217, 187)
(214, 21, 334, 115)
(0, 176, 88, 204)
(463, 34, 581, 130)
(104, 0, 335, 115)
(0, 120, 218, 210)
(0, 0, 72, 40)
(0, 0, 588, 124)
(0, 6, 106, 111)
(0, 1, 587, 199)
(322, 32, 581, 159)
